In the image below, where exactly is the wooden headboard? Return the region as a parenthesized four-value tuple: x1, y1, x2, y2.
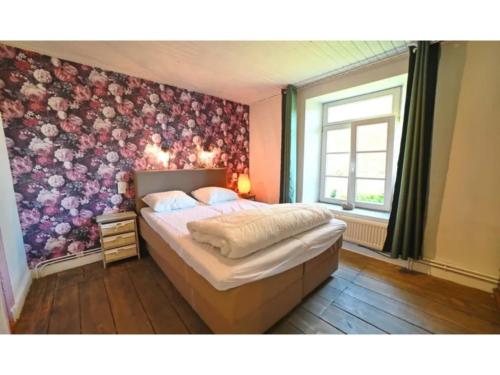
(133, 168, 227, 213)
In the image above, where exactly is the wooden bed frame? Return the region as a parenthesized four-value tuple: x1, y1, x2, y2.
(134, 168, 342, 333)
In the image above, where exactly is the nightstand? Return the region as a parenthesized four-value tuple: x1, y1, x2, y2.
(96, 211, 140, 268)
(239, 193, 256, 201)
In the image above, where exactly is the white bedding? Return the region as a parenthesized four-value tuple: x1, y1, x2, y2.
(141, 199, 346, 291)
(187, 204, 335, 259)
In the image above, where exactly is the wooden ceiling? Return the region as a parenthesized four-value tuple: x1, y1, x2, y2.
(5, 41, 409, 104)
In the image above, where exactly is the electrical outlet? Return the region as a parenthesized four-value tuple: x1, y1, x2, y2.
(117, 181, 127, 194)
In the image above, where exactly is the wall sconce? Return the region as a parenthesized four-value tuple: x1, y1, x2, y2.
(144, 144, 170, 168)
(198, 150, 215, 168)
(237, 174, 251, 194)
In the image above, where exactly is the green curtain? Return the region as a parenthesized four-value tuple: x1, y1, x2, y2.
(279, 85, 297, 203)
(383, 42, 440, 259)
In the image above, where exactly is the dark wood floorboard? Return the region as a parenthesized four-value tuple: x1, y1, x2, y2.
(14, 249, 500, 334)
(49, 283, 80, 334)
(104, 267, 154, 334)
(80, 278, 116, 334)
(127, 261, 188, 333)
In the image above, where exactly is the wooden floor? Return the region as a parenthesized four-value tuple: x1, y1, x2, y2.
(15, 249, 500, 334)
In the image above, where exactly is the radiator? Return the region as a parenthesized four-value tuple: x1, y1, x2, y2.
(333, 214, 388, 250)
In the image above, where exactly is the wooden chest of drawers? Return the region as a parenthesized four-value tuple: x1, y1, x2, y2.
(96, 211, 140, 268)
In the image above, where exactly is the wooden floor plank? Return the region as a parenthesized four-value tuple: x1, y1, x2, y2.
(80, 278, 116, 334)
(321, 304, 385, 334)
(148, 263, 211, 334)
(361, 263, 500, 325)
(14, 250, 500, 335)
(333, 292, 429, 334)
(353, 274, 500, 334)
(82, 261, 106, 281)
(288, 307, 344, 334)
(104, 270, 154, 334)
(268, 319, 304, 334)
(49, 283, 80, 334)
(128, 261, 188, 334)
(302, 294, 333, 316)
(56, 267, 84, 289)
(15, 275, 56, 334)
(342, 283, 469, 334)
(334, 266, 362, 282)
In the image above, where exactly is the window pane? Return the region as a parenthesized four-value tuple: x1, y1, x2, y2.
(324, 177, 348, 201)
(327, 95, 393, 123)
(326, 153, 350, 177)
(356, 152, 386, 178)
(326, 128, 350, 153)
(357, 122, 388, 151)
(355, 179, 385, 205)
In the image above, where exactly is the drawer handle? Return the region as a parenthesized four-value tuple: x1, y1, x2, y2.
(108, 250, 119, 254)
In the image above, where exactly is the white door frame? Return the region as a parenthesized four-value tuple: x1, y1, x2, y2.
(0, 279, 10, 333)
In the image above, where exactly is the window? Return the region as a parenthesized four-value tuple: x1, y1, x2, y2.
(320, 87, 401, 211)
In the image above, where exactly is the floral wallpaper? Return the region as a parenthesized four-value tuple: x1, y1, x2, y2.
(0, 44, 250, 267)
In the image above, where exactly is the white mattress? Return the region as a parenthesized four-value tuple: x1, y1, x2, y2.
(140, 199, 346, 291)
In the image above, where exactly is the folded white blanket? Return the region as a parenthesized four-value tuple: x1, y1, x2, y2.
(186, 203, 334, 259)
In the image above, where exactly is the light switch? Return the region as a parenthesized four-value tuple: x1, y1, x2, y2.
(117, 181, 127, 194)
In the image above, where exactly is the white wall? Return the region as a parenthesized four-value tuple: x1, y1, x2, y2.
(249, 94, 282, 203)
(0, 115, 31, 318)
(423, 42, 500, 279)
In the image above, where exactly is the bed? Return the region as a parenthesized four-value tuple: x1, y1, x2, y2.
(134, 168, 345, 333)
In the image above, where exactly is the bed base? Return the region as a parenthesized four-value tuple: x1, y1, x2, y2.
(139, 217, 341, 334)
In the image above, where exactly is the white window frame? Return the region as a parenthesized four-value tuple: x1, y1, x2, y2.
(319, 87, 401, 212)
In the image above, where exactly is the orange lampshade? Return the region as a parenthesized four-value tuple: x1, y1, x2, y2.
(237, 174, 251, 194)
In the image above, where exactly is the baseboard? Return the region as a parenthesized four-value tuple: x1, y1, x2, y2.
(34, 251, 103, 279)
(10, 269, 32, 321)
(342, 242, 498, 293)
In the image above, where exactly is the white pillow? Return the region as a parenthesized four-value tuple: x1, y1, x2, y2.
(191, 186, 238, 205)
(142, 190, 197, 212)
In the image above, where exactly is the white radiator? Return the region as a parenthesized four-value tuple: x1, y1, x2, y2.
(333, 214, 388, 250)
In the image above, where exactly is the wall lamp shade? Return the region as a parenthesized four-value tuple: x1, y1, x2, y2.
(237, 174, 251, 194)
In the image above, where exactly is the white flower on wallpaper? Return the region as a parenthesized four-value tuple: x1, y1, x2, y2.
(0, 43, 249, 267)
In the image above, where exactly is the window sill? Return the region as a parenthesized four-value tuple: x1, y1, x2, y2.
(317, 202, 389, 223)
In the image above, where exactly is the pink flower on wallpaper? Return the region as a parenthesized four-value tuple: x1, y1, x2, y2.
(93, 118, 111, 133)
(20, 209, 41, 229)
(54, 63, 78, 82)
(54, 222, 71, 235)
(20, 82, 47, 102)
(111, 128, 128, 141)
(88, 70, 108, 88)
(0, 99, 25, 120)
(11, 156, 33, 175)
(47, 175, 65, 188)
(54, 148, 74, 162)
(33, 69, 52, 84)
(67, 241, 85, 254)
(0, 44, 16, 59)
(40, 123, 59, 138)
(61, 196, 80, 210)
(29, 137, 53, 156)
(117, 99, 134, 116)
(108, 83, 124, 97)
(36, 189, 60, 207)
(97, 164, 115, 179)
(84, 180, 101, 197)
(60, 115, 83, 133)
(78, 133, 96, 151)
(65, 164, 88, 182)
(73, 85, 92, 102)
(48, 96, 69, 112)
(0, 43, 249, 267)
